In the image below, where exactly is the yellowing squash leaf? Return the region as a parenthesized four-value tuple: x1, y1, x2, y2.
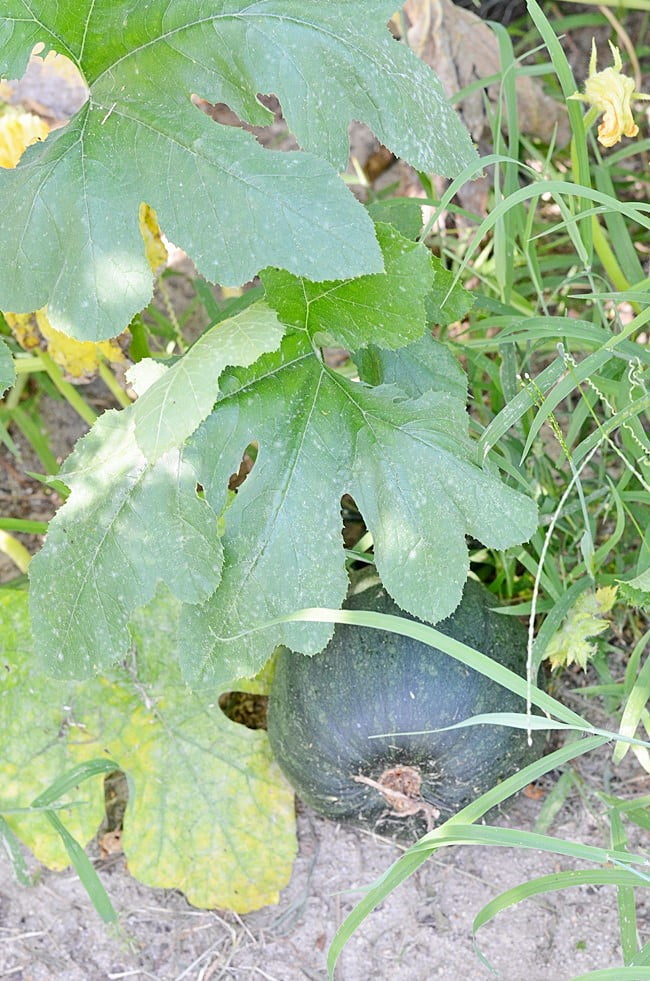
(138, 202, 168, 275)
(0, 588, 296, 912)
(545, 586, 618, 671)
(0, 105, 48, 168)
(5, 307, 125, 381)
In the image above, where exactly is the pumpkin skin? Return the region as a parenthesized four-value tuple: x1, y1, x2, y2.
(267, 578, 545, 837)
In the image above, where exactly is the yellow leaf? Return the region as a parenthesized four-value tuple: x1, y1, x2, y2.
(3, 310, 41, 350)
(0, 106, 49, 168)
(5, 307, 125, 381)
(138, 202, 168, 274)
(545, 586, 617, 671)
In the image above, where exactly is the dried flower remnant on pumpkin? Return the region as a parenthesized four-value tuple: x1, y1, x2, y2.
(569, 39, 650, 147)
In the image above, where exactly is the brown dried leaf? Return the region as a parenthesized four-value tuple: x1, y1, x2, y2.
(402, 0, 570, 146)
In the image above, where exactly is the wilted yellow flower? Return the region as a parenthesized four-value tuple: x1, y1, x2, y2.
(570, 40, 650, 148)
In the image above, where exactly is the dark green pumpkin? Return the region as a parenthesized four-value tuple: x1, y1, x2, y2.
(267, 578, 545, 837)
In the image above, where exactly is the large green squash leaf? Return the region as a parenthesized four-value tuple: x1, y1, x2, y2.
(30, 224, 437, 675)
(29, 228, 536, 684)
(0, 589, 296, 912)
(0, 1, 477, 340)
(178, 331, 538, 685)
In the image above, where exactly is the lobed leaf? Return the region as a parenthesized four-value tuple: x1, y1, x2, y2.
(0, 1, 477, 339)
(29, 409, 223, 676)
(261, 223, 435, 350)
(133, 300, 285, 462)
(179, 331, 537, 685)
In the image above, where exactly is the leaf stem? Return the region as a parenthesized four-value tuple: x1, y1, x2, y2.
(98, 360, 132, 408)
(0, 530, 32, 572)
(38, 350, 97, 427)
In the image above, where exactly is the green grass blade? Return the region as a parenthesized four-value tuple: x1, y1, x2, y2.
(571, 394, 650, 467)
(9, 405, 60, 475)
(367, 711, 650, 751)
(473, 867, 648, 973)
(610, 809, 639, 963)
(519, 307, 650, 462)
(410, 824, 649, 868)
(535, 769, 577, 833)
(43, 810, 117, 924)
(593, 163, 645, 285)
(491, 317, 650, 364)
(613, 647, 650, 764)
(491, 22, 520, 304)
(30, 758, 120, 808)
(525, 0, 593, 255)
(569, 970, 650, 980)
(0, 814, 32, 886)
(559, 0, 650, 10)
(0, 518, 50, 534)
(629, 940, 650, 967)
(478, 357, 566, 459)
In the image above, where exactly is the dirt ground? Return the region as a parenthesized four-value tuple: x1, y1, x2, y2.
(0, 757, 648, 981)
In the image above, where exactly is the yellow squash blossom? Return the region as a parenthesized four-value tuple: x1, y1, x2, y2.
(570, 39, 650, 148)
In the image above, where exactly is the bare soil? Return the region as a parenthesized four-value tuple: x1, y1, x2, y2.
(0, 760, 648, 981)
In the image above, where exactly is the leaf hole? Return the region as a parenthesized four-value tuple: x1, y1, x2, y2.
(0, 44, 88, 169)
(219, 691, 268, 730)
(341, 494, 374, 570)
(228, 442, 258, 492)
(191, 93, 299, 152)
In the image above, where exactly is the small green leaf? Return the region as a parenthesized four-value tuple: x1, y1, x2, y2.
(29, 409, 223, 676)
(425, 257, 475, 326)
(44, 809, 118, 924)
(133, 301, 285, 462)
(262, 224, 434, 351)
(0, 338, 15, 396)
